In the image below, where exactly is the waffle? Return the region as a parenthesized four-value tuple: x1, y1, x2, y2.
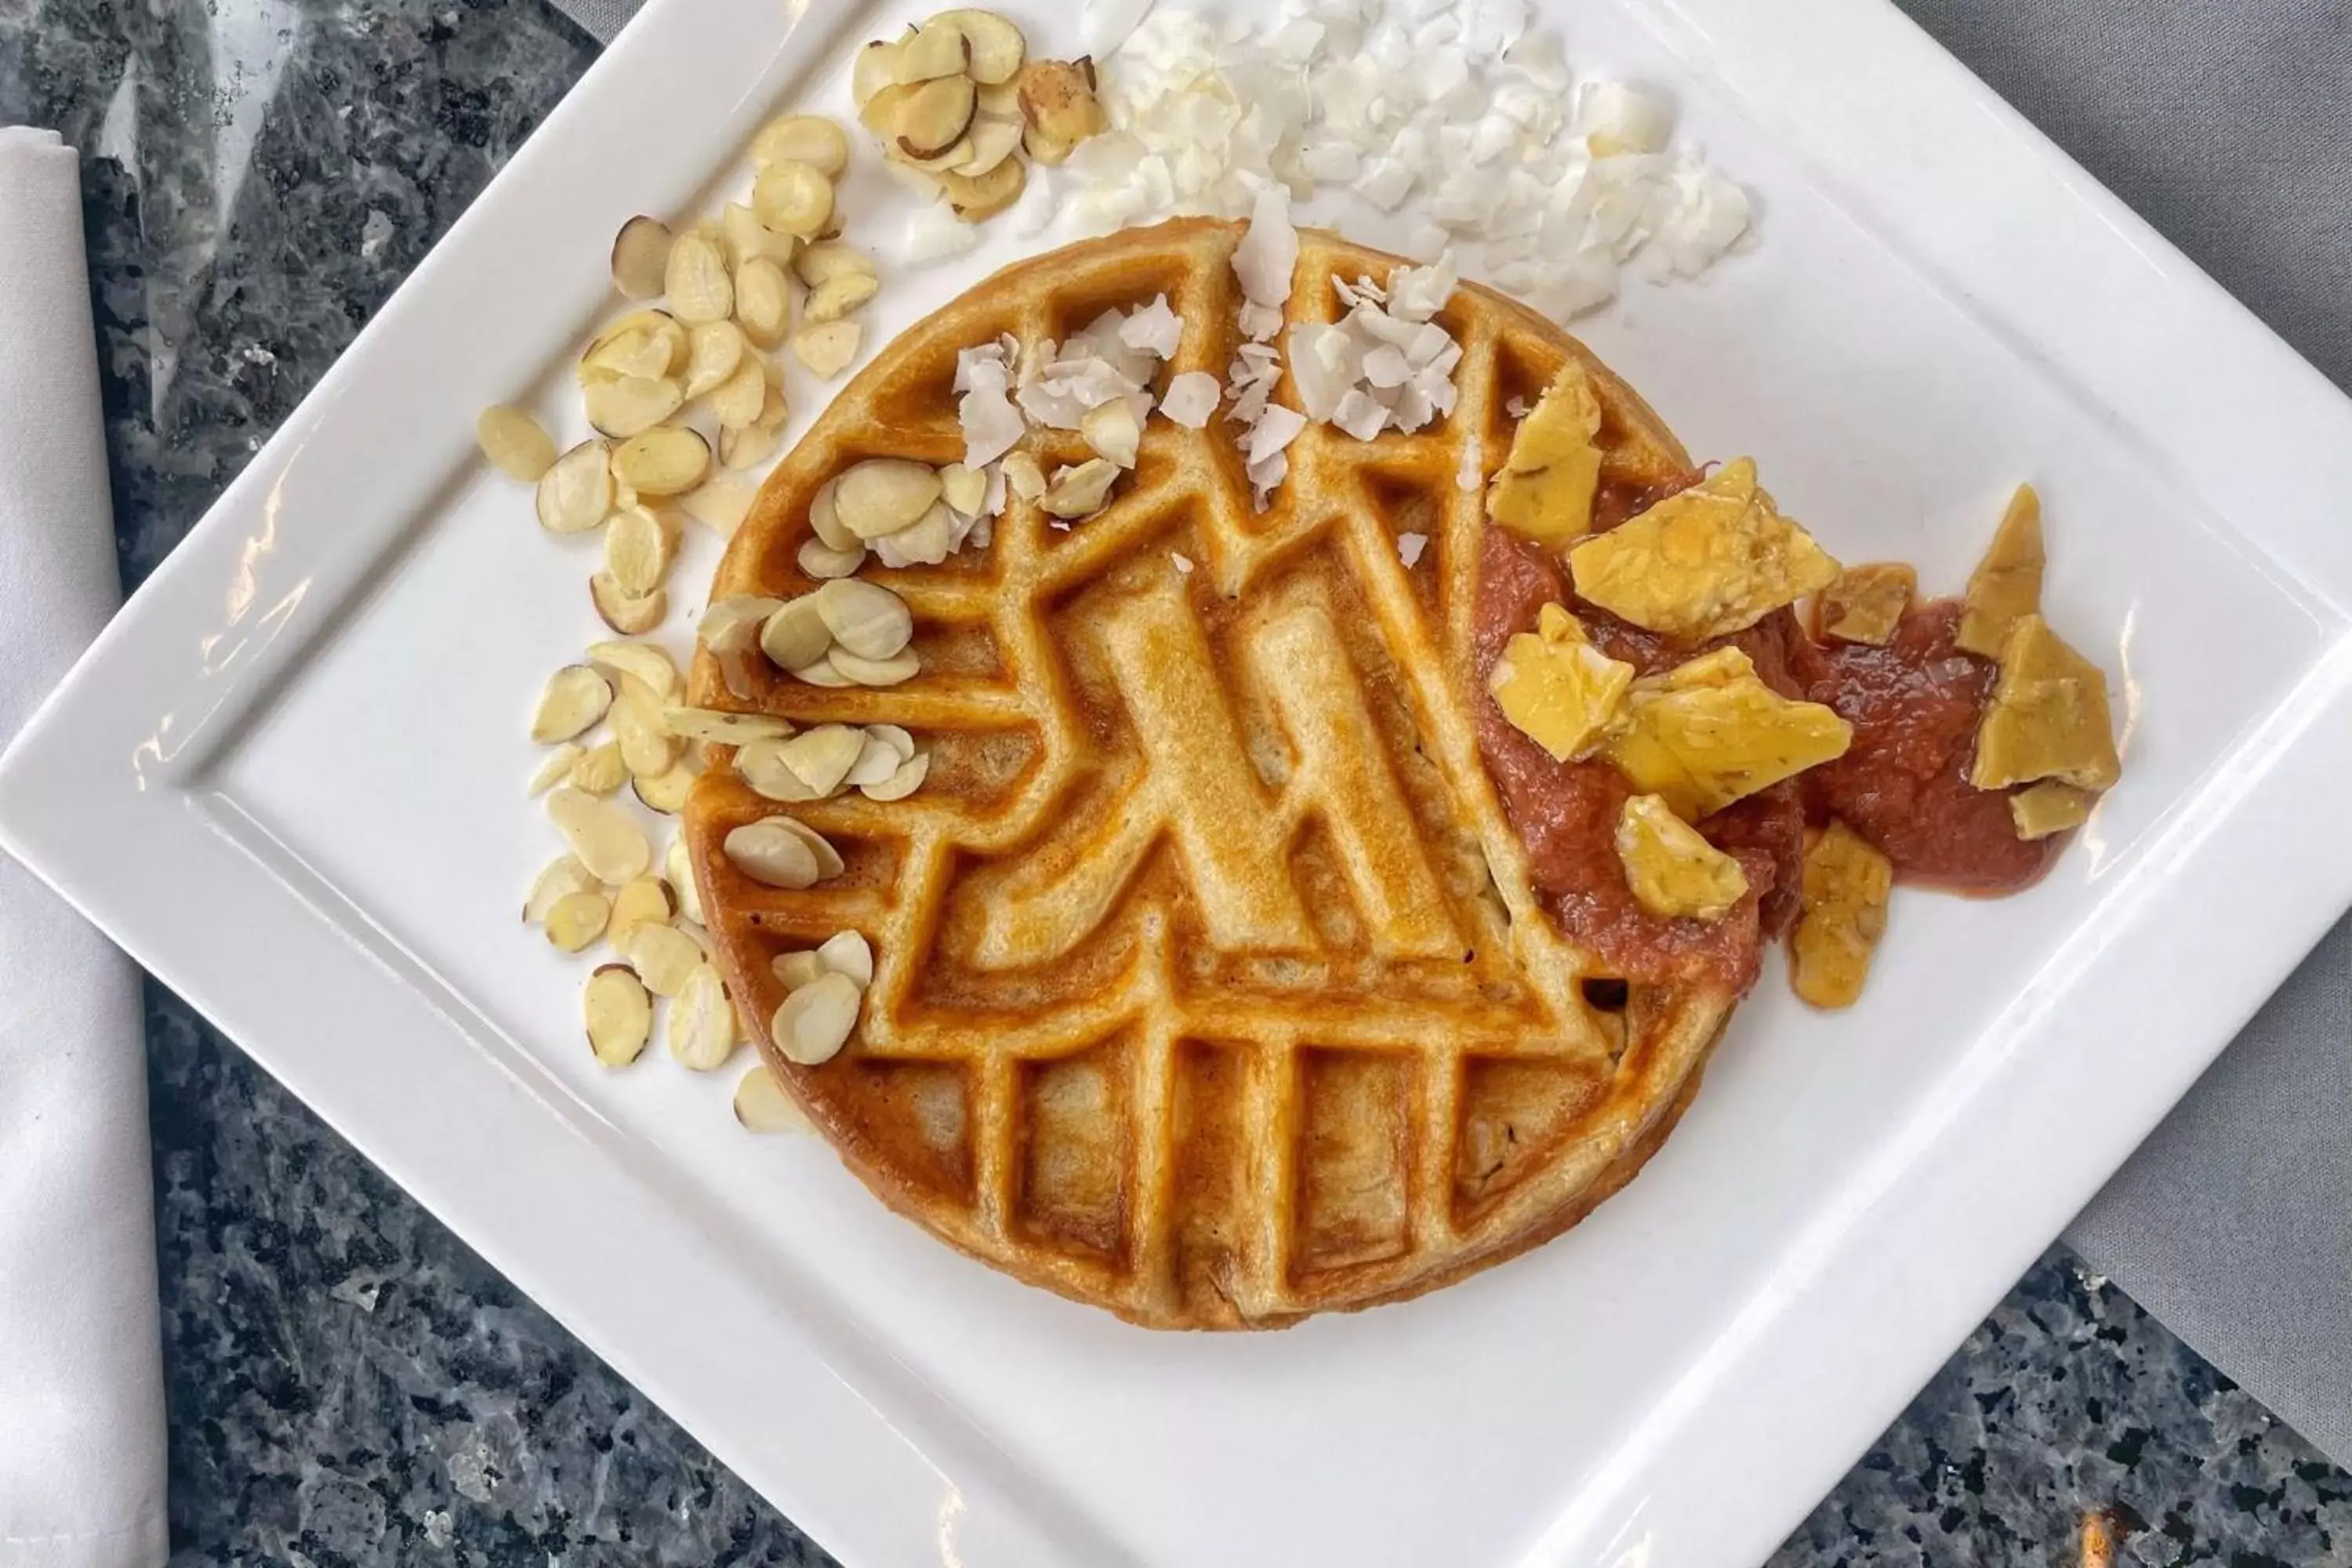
(684, 217, 1735, 1329)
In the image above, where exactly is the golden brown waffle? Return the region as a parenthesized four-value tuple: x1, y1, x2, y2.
(684, 217, 1735, 1329)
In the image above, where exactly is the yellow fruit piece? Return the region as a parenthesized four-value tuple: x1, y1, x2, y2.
(1567, 457, 1840, 639)
(1969, 614, 2121, 791)
(1615, 793, 1749, 922)
(1955, 484, 2044, 659)
(1818, 561, 1916, 645)
(2009, 779, 2095, 840)
(1789, 821, 1893, 1010)
(1601, 647, 1853, 820)
(1486, 603, 1636, 762)
(1486, 360, 1603, 546)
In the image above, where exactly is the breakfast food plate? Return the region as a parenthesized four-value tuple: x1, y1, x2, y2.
(5, 0, 2352, 1564)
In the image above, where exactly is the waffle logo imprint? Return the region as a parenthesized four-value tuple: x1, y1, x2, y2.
(972, 579, 1460, 969)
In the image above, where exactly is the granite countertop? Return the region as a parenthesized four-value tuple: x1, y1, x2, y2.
(4, 0, 2349, 1562)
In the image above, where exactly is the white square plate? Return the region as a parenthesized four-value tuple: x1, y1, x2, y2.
(9, 0, 2352, 1563)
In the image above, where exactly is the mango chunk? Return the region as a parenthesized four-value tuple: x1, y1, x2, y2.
(1568, 457, 1841, 639)
(1601, 646, 1854, 820)
(1819, 561, 1916, 645)
(1486, 360, 1604, 546)
(1615, 793, 1749, 923)
(2009, 779, 2095, 840)
(1955, 485, 2044, 659)
(1487, 603, 1637, 761)
(1969, 614, 2121, 791)
(1789, 820, 1894, 1010)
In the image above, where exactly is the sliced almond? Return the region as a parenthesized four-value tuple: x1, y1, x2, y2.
(899, 17, 972, 82)
(1080, 398, 1142, 467)
(871, 724, 916, 762)
(604, 505, 677, 597)
(729, 260, 788, 352)
(935, 462, 988, 517)
(619, 922, 704, 997)
(799, 539, 867, 579)
(852, 38, 906, 108)
(772, 817, 845, 878)
(816, 930, 875, 987)
(891, 75, 978, 162)
(789, 653, 855, 688)
(836, 458, 942, 539)
(736, 738, 818, 803)
(862, 752, 931, 802)
(608, 875, 675, 946)
(528, 742, 584, 797)
(808, 477, 857, 551)
(524, 855, 601, 924)
(536, 440, 613, 534)
(779, 725, 866, 797)
(772, 950, 829, 991)
(1018, 57, 1105, 153)
(705, 364, 767, 437)
(585, 965, 653, 1066)
(844, 730, 903, 788)
(544, 890, 612, 953)
(895, 134, 976, 176)
(611, 216, 673, 299)
(633, 762, 698, 815)
(1001, 450, 1047, 500)
(682, 321, 746, 399)
(585, 376, 685, 440)
(667, 963, 738, 1070)
(938, 154, 1025, 222)
(661, 706, 793, 746)
(753, 160, 834, 241)
(546, 785, 653, 882)
(834, 648, 922, 687)
(611, 428, 710, 498)
(1041, 457, 1120, 518)
(734, 1064, 811, 1132)
(579, 310, 687, 383)
(953, 117, 1023, 177)
(812, 579, 913, 659)
(666, 834, 706, 924)
(476, 405, 556, 481)
(698, 596, 784, 700)
(664, 230, 733, 324)
(773, 971, 861, 1065)
(722, 818, 822, 887)
(680, 474, 755, 537)
(935, 9, 1025, 84)
(759, 595, 834, 671)
(793, 241, 877, 289)
(612, 678, 682, 779)
(875, 501, 955, 565)
(720, 419, 786, 471)
(791, 321, 862, 380)
(751, 114, 849, 178)
(804, 273, 877, 325)
(570, 739, 629, 797)
(591, 574, 668, 635)
(720, 201, 792, 272)
(532, 665, 613, 744)
(586, 641, 681, 703)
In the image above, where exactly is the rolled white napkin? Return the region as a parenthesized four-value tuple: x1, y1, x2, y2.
(0, 128, 166, 1568)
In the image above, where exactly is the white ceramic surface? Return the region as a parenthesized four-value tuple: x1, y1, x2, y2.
(6, 1, 2352, 1564)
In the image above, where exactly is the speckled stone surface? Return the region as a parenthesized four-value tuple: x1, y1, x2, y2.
(2, 0, 2348, 1563)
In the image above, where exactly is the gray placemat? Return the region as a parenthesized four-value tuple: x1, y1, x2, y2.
(542, 0, 2352, 1466)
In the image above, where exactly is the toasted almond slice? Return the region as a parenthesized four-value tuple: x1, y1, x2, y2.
(861, 752, 930, 801)
(586, 640, 681, 703)
(811, 579, 913, 659)
(720, 202, 791, 273)
(723, 818, 821, 887)
(891, 75, 978, 161)
(720, 419, 786, 471)
(935, 9, 1025, 83)
(662, 706, 793, 746)
(476, 404, 556, 481)
(938, 154, 1025, 221)
(705, 366, 766, 440)
(664, 230, 733, 324)
(544, 890, 612, 953)
(1080, 398, 1142, 467)
(590, 574, 668, 635)
(808, 477, 856, 551)
(758, 595, 833, 671)
(836, 458, 942, 539)
(793, 241, 877, 289)
(895, 134, 976, 175)
(791, 321, 862, 380)
(953, 116, 1023, 176)
(608, 875, 674, 946)
(569, 739, 629, 797)
(938, 462, 988, 517)
(585, 376, 684, 440)
(668, 963, 738, 1069)
(585, 965, 653, 1065)
(524, 855, 601, 924)
(532, 664, 613, 744)
(633, 762, 697, 815)
(833, 648, 922, 687)
(731, 259, 790, 350)
(680, 474, 755, 537)
(604, 506, 677, 597)
(611, 427, 710, 498)
(611, 216, 673, 299)
(900, 17, 972, 81)
(547, 785, 653, 882)
(579, 310, 688, 383)
(751, 114, 849, 178)
(1022, 122, 1076, 167)
(789, 654, 856, 688)
(612, 678, 682, 778)
(851, 37, 906, 108)
(536, 440, 613, 534)
(682, 321, 746, 398)
(734, 1064, 811, 1132)
(798, 539, 866, 579)
(666, 834, 706, 924)
(816, 930, 876, 987)
(772, 950, 828, 991)
(528, 742, 583, 797)
(619, 922, 704, 997)
(804, 273, 877, 325)
(774, 971, 860, 1065)
(1041, 457, 1120, 518)
(753, 160, 835, 241)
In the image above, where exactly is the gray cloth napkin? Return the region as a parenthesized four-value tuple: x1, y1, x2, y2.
(540, 0, 2352, 1461)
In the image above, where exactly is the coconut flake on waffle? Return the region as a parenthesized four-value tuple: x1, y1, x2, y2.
(1291, 252, 1464, 441)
